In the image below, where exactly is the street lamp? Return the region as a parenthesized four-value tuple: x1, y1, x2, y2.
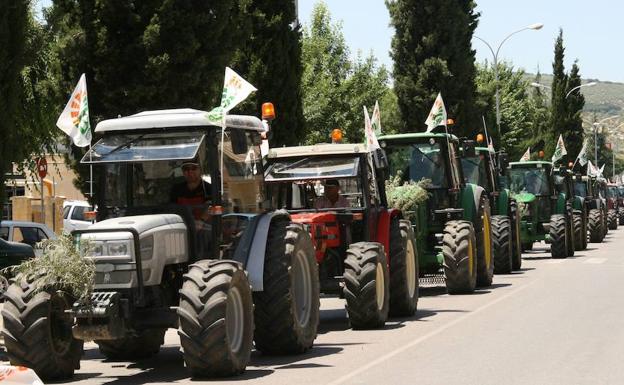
(474, 23, 544, 134)
(530, 81, 597, 99)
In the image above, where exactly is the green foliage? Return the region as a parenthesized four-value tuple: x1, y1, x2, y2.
(387, 0, 480, 135)
(301, 2, 395, 144)
(563, 62, 585, 161)
(9, 235, 95, 303)
(385, 173, 430, 220)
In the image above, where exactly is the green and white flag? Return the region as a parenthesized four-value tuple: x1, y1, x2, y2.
(364, 105, 380, 151)
(587, 160, 598, 176)
(206, 67, 257, 125)
(576, 140, 588, 166)
(56, 73, 91, 147)
(371, 100, 382, 136)
(425, 92, 447, 132)
(520, 147, 531, 162)
(552, 134, 568, 163)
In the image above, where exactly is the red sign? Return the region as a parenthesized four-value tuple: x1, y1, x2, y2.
(37, 158, 47, 179)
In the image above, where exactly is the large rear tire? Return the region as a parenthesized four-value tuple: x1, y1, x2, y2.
(475, 197, 494, 287)
(573, 213, 584, 251)
(389, 219, 419, 317)
(492, 216, 512, 274)
(509, 200, 522, 270)
(550, 214, 568, 259)
(2, 277, 83, 381)
(344, 242, 390, 329)
(254, 221, 320, 354)
(588, 209, 603, 243)
(608, 209, 618, 230)
(178, 260, 254, 378)
(96, 329, 165, 360)
(442, 220, 477, 294)
(619, 207, 624, 225)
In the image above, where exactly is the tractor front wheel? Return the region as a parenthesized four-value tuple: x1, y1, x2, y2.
(608, 209, 618, 230)
(389, 219, 419, 317)
(619, 207, 624, 225)
(344, 242, 390, 329)
(550, 214, 568, 259)
(475, 198, 494, 287)
(510, 200, 523, 270)
(442, 220, 477, 294)
(573, 213, 585, 251)
(588, 209, 603, 243)
(492, 216, 512, 274)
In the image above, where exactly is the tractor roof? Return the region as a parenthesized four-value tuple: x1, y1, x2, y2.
(95, 108, 266, 133)
(378, 132, 459, 142)
(476, 146, 495, 154)
(509, 160, 552, 168)
(267, 143, 367, 159)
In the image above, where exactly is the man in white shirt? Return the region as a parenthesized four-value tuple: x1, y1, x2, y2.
(315, 179, 349, 209)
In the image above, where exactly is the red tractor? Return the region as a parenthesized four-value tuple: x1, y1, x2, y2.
(264, 143, 418, 329)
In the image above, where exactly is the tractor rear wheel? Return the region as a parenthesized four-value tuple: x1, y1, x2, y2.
(254, 221, 320, 354)
(573, 213, 584, 251)
(608, 209, 618, 230)
(96, 329, 166, 360)
(475, 197, 494, 287)
(178, 260, 254, 378)
(550, 214, 568, 259)
(442, 220, 477, 294)
(344, 242, 389, 329)
(510, 200, 522, 270)
(492, 216, 512, 274)
(619, 208, 624, 225)
(588, 209, 603, 243)
(2, 277, 83, 381)
(389, 219, 419, 317)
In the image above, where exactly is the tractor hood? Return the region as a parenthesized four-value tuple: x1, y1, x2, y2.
(88, 214, 185, 236)
(514, 192, 536, 204)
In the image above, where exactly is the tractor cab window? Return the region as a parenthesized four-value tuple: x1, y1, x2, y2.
(618, 186, 624, 198)
(574, 182, 587, 197)
(607, 186, 618, 199)
(461, 156, 488, 187)
(509, 168, 550, 196)
(386, 142, 447, 188)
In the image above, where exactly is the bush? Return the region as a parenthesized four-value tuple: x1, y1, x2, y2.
(385, 173, 430, 220)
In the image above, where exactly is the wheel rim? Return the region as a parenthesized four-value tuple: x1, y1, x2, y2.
(375, 262, 385, 311)
(293, 250, 312, 328)
(405, 239, 417, 298)
(468, 239, 475, 277)
(226, 286, 244, 353)
(49, 293, 73, 356)
(0, 276, 8, 295)
(483, 211, 492, 268)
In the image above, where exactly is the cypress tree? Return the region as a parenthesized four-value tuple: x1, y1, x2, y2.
(564, 61, 585, 161)
(549, 29, 568, 156)
(386, 0, 480, 135)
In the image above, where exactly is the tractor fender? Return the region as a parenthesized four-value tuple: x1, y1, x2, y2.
(555, 193, 567, 215)
(375, 208, 403, 262)
(461, 183, 486, 223)
(497, 188, 511, 216)
(233, 210, 291, 292)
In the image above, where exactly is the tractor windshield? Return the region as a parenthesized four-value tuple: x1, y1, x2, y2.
(508, 167, 550, 196)
(461, 156, 487, 187)
(607, 186, 618, 198)
(385, 142, 447, 188)
(574, 182, 587, 197)
(619, 186, 624, 198)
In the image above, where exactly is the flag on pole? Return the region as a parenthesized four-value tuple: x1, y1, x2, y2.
(364, 106, 380, 151)
(587, 160, 598, 176)
(56, 74, 91, 147)
(551, 134, 568, 163)
(371, 100, 382, 136)
(599, 163, 605, 177)
(520, 147, 531, 162)
(425, 93, 447, 132)
(576, 140, 588, 166)
(206, 67, 257, 125)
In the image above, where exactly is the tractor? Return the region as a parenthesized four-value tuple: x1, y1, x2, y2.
(553, 166, 588, 251)
(460, 138, 522, 274)
(573, 174, 606, 243)
(594, 177, 610, 237)
(377, 131, 494, 294)
(263, 141, 418, 329)
(606, 182, 620, 230)
(618, 184, 624, 225)
(2, 109, 321, 380)
(506, 161, 575, 258)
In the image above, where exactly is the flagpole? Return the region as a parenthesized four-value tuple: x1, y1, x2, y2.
(89, 144, 93, 199)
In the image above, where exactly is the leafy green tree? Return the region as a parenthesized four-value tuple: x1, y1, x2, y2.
(386, 0, 480, 135)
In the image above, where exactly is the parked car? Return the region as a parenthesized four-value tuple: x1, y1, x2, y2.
(0, 237, 35, 293)
(63, 200, 94, 233)
(0, 220, 57, 257)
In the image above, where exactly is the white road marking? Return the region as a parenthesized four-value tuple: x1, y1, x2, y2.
(327, 282, 534, 385)
(584, 257, 607, 264)
(546, 260, 565, 264)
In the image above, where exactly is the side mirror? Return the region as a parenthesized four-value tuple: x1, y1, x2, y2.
(230, 128, 248, 154)
(462, 140, 476, 157)
(498, 152, 509, 171)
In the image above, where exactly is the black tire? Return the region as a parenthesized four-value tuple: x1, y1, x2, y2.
(389, 219, 419, 317)
(178, 260, 254, 378)
(588, 209, 603, 243)
(509, 200, 522, 270)
(573, 213, 584, 251)
(253, 221, 320, 354)
(344, 242, 390, 329)
(550, 214, 568, 259)
(2, 277, 83, 381)
(565, 204, 575, 258)
(581, 211, 588, 250)
(608, 209, 618, 230)
(96, 329, 165, 360)
(475, 197, 494, 287)
(602, 208, 609, 236)
(492, 216, 512, 274)
(619, 208, 624, 225)
(442, 220, 477, 294)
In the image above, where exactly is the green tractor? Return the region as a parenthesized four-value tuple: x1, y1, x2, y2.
(573, 174, 606, 243)
(553, 166, 588, 251)
(593, 177, 610, 238)
(460, 142, 522, 273)
(378, 132, 494, 294)
(507, 161, 575, 258)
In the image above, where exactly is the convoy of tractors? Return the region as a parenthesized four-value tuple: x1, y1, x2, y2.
(2, 106, 622, 381)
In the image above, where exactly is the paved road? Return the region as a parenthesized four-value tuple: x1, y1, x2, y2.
(3, 228, 624, 385)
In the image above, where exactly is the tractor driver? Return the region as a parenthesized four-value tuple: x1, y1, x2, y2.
(170, 160, 212, 219)
(315, 179, 349, 209)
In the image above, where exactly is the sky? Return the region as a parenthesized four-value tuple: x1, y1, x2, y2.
(298, 0, 624, 83)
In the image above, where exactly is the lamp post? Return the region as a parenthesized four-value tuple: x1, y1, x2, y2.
(530, 81, 597, 99)
(475, 23, 543, 135)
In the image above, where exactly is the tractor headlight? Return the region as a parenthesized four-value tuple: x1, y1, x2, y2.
(107, 242, 129, 256)
(91, 242, 104, 257)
